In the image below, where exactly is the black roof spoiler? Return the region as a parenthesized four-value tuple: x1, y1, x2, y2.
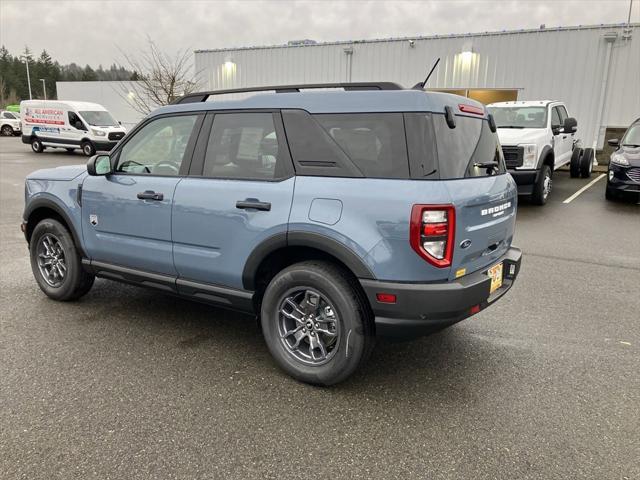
(172, 82, 404, 104)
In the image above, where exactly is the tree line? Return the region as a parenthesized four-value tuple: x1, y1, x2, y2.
(0, 46, 137, 106)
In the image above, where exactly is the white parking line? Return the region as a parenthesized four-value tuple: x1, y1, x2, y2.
(563, 174, 606, 204)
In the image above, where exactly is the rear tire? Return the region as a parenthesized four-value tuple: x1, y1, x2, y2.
(260, 261, 375, 386)
(580, 148, 594, 178)
(31, 137, 44, 153)
(81, 141, 95, 156)
(570, 148, 583, 178)
(29, 219, 95, 301)
(531, 164, 552, 205)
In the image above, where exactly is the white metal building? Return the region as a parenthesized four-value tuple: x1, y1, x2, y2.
(195, 24, 639, 150)
(56, 81, 150, 129)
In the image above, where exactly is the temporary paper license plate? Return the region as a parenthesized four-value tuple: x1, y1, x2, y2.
(488, 262, 503, 294)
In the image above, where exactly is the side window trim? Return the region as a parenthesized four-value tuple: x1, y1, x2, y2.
(110, 112, 205, 177)
(190, 109, 294, 181)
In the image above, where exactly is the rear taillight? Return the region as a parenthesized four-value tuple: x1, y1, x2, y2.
(410, 205, 455, 268)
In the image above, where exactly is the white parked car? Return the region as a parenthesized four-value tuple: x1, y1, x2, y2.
(487, 100, 593, 205)
(20, 100, 127, 156)
(1, 110, 22, 136)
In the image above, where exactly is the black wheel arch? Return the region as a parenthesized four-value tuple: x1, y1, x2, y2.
(537, 145, 555, 169)
(242, 231, 376, 292)
(24, 198, 86, 257)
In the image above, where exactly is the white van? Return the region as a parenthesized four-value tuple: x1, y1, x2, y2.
(20, 100, 127, 156)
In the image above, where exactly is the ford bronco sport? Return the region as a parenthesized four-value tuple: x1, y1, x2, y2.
(22, 82, 522, 385)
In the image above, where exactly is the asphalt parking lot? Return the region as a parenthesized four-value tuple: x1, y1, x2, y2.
(1, 137, 638, 480)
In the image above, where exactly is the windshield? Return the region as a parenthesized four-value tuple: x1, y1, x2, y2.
(622, 123, 640, 146)
(487, 106, 547, 129)
(79, 110, 118, 127)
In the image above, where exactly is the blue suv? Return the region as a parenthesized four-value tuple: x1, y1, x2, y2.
(22, 82, 521, 385)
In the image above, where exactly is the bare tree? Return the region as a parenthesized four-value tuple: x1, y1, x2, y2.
(117, 38, 199, 115)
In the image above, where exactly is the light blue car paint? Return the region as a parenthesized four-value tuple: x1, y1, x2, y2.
(23, 88, 516, 297)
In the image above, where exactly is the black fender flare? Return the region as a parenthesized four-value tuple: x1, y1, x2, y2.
(536, 145, 554, 169)
(24, 197, 86, 257)
(242, 231, 376, 291)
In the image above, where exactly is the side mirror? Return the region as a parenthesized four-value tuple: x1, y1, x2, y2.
(563, 117, 577, 133)
(607, 138, 619, 147)
(87, 155, 112, 176)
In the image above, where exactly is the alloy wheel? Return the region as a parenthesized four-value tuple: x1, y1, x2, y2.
(36, 234, 67, 287)
(278, 288, 340, 365)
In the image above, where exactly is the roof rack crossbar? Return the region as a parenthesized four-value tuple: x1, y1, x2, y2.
(172, 82, 404, 104)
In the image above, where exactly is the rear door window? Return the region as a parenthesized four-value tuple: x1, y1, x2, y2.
(433, 114, 506, 179)
(313, 113, 409, 178)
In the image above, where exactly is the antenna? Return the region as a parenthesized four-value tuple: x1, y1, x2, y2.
(412, 57, 440, 90)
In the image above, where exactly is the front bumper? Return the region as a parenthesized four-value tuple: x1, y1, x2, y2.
(508, 169, 538, 196)
(607, 165, 640, 194)
(94, 140, 118, 151)
(360, 247, 522, 338)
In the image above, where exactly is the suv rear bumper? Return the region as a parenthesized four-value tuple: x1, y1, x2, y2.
(360, 247, 522, 338)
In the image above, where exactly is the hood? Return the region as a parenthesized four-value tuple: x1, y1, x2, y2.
(612, 146, 640, 167)
(89, 124, 127, 133)
(27, 164, 87, 181)
(496, 128, 548, 146)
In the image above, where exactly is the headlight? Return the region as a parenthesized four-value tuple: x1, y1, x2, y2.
(610, 152, 629, 166)
(519, 144, 538, 169)
(92, 129, 106, 137)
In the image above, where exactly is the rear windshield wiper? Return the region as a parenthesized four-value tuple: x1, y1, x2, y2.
(474, 161, 500, 174)
(497, 126, 525, 129)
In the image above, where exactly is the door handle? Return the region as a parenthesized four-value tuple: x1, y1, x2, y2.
(236, 199, 271, 211)
(137, 190, 164, 201)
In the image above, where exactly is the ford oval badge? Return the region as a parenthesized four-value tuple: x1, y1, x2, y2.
(460, 239, 472, 249)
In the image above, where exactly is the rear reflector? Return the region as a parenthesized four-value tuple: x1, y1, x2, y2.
(376, 293, 397, 304)
(459, 104, 485, 116)
(410, 204, 456, 268)
(470, 304, 481, 315)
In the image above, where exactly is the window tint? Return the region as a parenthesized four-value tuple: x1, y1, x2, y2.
(116, 115, 197, 175)
(314, 113, 409, 178)
(433, 114, 506, 179)
(68, 111, 85, 130)
(404, 113, 438, 178)
(3, 112, 16, 119)
(203, 113, 283, 180)
(551, 107, 562, 128)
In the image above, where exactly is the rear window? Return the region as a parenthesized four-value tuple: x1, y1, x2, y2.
(433, 114, 506, 179)
(313, 113, 409, 178)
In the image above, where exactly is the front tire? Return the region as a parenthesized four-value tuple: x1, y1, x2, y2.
(31, 137, 44, 153)
(81, 141, 96, 156)
(260, 261, 375, 386)
(29, 219, 95, 301)
(531, 164, 552, 205)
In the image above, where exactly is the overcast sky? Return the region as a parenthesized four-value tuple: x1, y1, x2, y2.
(1, 0, 638, 67)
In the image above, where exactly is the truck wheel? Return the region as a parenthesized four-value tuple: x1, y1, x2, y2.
(31, 138, 44, 153)
(1, 125, 13, 136)
(29, 218, 95, 301)
(81, 141, 96, 156)
(580, 148, 594, 178)
(260, 261, 375, 386)
(570, 148, 583, 178)
(531, 165, 552, 205)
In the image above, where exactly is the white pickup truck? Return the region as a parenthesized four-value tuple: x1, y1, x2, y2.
(487, 101, 593, 205)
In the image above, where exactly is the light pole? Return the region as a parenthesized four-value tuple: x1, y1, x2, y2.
(20, 55, 33, 100)
(40, 79, 47, 100)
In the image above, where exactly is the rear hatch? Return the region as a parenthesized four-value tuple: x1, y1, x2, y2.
(430, 108, 518, 281)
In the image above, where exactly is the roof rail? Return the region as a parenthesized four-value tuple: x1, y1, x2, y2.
(172, 82, 404, 104)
